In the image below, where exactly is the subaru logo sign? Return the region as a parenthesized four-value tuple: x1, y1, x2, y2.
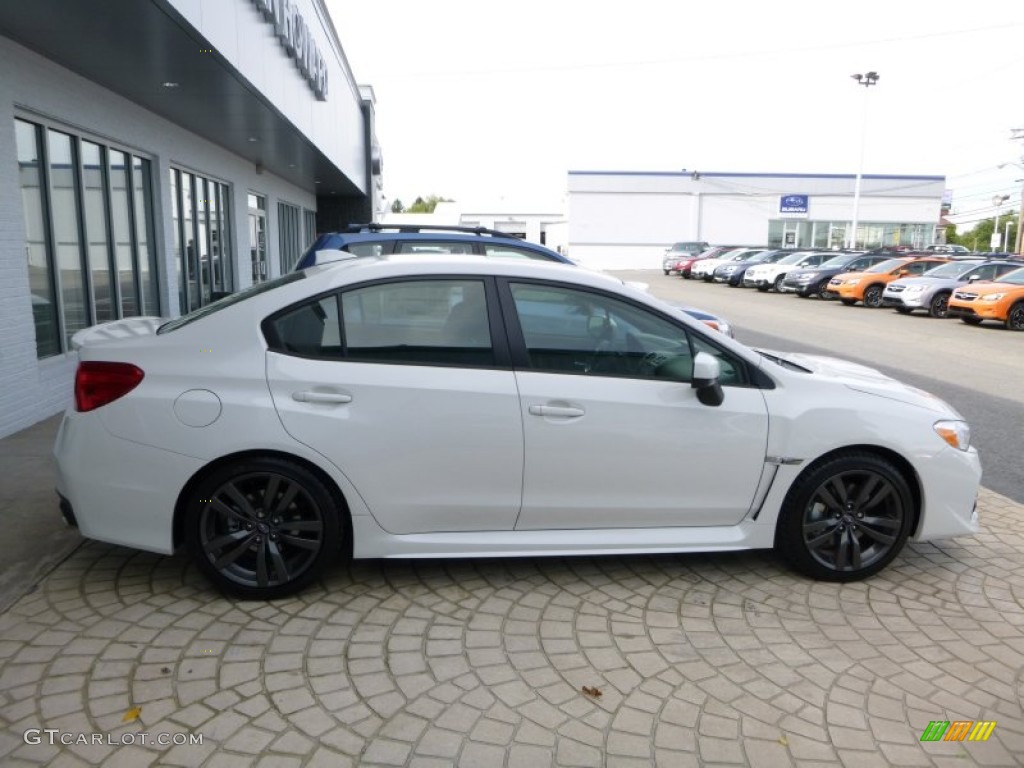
(780, 195, 809, 213)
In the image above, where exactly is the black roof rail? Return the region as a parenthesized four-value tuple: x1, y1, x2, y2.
(341, 222, 525, 239)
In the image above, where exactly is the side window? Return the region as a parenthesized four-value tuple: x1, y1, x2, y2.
(395, 241, 476, 254)
(992, 264, 1019, 280)
(342, 279, 494, 366)
(906, 261, 932, 275)
(510, 283, 749, 384)
(848, 257, 870, 271)
(484, 244, 556, 261)
(345, 242, 386, 257)
(268, 296, 342, 358)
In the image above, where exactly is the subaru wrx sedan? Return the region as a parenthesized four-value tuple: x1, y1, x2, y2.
(56, 256, 981, 598)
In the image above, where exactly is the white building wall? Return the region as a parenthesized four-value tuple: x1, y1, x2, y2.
(568, 172, 945, 270)
(0, 35, 316, 438)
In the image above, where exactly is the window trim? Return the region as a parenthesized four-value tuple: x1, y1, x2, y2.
(262, 275, 514, 370)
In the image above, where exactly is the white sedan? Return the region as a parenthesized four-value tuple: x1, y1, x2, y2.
(55, 256, 981, 598)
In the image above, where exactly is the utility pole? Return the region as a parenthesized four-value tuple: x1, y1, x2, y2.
(1012, 130, 1024, 254)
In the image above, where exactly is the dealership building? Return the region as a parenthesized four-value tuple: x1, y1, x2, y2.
(0, 0, 382, 438)
(567, 171, 945, 270)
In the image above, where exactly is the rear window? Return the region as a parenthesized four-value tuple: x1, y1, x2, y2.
(158, 272, 305, 334)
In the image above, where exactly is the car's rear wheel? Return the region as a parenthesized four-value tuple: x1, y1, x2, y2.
(928, 291, 951, 318)
(774, 275, 786, 292)
(776, 452, 913, 581)
(840, 298, 857, 306)
(184, 457, 341, 598)
(960, 316, 983, 326)
(863, 284, 884, 308)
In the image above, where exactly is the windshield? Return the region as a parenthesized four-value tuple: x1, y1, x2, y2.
(996, 267, 1024, 285)
(819, 255, 854, 269)
(866, 258, 908, 274)
(775, 252, 814, 265)
(158, 272, 306, 334)
(923, 261, 978, 279)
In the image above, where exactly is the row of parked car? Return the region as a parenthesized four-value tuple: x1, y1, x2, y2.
(664, 245, 1024, 331)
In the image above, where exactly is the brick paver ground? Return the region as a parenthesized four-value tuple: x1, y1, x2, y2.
(1, 488, 1023, 766)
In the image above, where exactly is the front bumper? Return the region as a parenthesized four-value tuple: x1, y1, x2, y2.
(881, 293, 926, 309)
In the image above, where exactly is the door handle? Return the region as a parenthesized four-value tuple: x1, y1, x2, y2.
(529, 405, 585, 418)
(292, 391, 352, 404)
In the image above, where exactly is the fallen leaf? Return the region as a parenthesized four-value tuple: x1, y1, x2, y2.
(122, 706, 142, 723)
(581, 686, 602, 698)
(778, 734, 788, 746)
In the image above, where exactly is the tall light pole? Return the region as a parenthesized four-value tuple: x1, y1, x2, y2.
(992, 194, 1010, 251)
(1005, 219, 1014, 255)
(998, 161, 1024, 255)
(848, 71, 880, 250)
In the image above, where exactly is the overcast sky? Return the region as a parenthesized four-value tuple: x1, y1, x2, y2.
(326, 0, 1024, 227)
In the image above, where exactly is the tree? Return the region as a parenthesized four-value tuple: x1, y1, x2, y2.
(406, 195, 454, 214)
(952, 214, 1019, 252)
(390, 199, 404, 213)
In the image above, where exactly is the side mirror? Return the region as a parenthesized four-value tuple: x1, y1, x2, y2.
(691, 351, 724, 407)
(967, 274, 981, 282)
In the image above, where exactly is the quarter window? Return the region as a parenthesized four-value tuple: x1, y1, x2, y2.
(395, 241, 475, 254)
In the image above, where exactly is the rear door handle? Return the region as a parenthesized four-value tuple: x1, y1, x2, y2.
(529, 405, 585, 418)
(292, 391, 353, 404)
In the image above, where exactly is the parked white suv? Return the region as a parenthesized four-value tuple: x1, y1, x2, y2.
(744, 251, 833, 291)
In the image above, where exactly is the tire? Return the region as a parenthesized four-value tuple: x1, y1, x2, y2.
(184, 457, 342, 599)
(663, 269, 670, 276)
(863, 284, 884, 308)
(928, 291, 950, 319)
(773, 275, 786, 292)
(894, 307, 912, 315)
(960, 316, 983, 326)
(816, 280, 833, 301)
(840, 298, 856, 306)
(1007, 301, 1024, 331)
(756, 285, 769, 293)
(775, 452, 913, 581)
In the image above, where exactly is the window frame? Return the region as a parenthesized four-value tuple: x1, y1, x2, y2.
(262, 275, 514, 370)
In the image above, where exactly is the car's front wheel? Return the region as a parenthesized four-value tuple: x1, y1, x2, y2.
(929, 291, 951, 318)
(1006, 301, 1024, 331)
(184, 457, 342, 598)
(773, 275, 786, 292)
(816, 281, 833, 300)
(776, 452, 913, 581)
(863, 284, 884, 308)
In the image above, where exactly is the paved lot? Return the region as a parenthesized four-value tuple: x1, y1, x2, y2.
(3, 306, 1024, 766)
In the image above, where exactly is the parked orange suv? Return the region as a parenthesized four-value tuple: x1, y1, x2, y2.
(946, 266, 1024, 330)
(826, 256, 950, 307)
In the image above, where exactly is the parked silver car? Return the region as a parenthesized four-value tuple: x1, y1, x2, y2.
(881, 259, 1021, 318)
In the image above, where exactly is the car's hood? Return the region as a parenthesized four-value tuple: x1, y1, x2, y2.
(756, 349, 960, 416)
(955, 281, 1024, 295)
(70, 317, 165, 350)
(888, 276, 956, 289)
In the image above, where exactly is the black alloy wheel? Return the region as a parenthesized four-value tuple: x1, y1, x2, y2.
(777, 452, 913, 581)
(928, 291, 951, 319)
(185, 458, 341, 598)
(863, 284, 884, 308)
(1007, 301, 1024, 331)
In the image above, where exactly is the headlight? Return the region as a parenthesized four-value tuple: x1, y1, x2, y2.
(903, 285, 925, 294)
(934, 420, 971, 451)
(979, 293, 1005, 302)
(845, 278, 861, 286)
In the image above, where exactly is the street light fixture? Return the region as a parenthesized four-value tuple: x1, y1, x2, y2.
(848, 71, 880, 249)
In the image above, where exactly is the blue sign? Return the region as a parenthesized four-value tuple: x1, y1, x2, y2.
(780, 195, 809, 213)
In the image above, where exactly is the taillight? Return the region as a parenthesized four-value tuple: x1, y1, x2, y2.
(74, 362, 145, 412)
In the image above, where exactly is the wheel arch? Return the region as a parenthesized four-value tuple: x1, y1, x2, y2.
(172, 449, 354, 555)
(782, 444, 923, 537)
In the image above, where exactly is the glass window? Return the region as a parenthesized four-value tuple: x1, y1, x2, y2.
(345, 242, 385, 257)
(510, 283, 701, 381)
(341, 280, 494, 366)
(278, 202, 302, 273)
(395, 241, 475, 254)
(48, 130, 89, 344)
(132, 157, 158, 314)
(108, 150, 137, 317)
(269, 296, 341, 357)
(81, 142, 114, 324)
(174, 168, 234, 310)
(16, 119, 60, 358)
